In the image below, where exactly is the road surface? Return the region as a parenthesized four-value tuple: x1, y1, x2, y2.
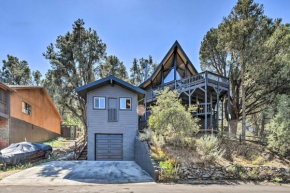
(0, 183, 289, 193)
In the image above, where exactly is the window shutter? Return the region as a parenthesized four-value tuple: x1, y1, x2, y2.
(108, 98, 117, 122)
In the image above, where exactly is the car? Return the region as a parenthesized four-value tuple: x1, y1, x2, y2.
(0, 142, 53, 166)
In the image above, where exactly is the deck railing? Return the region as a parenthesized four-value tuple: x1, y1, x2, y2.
(146, 71, 229, 101)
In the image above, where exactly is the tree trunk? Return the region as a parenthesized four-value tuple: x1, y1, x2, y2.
(260, 112, 265, 138)
(241, 61, 246, 142)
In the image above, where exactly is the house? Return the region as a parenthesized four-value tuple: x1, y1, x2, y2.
(76, 76, 145, 161)
(0, 84, 63, 150)
(76, 41, 230, 161)
(139, 41, 230, 133)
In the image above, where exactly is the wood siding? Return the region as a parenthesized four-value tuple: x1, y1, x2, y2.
(87, 84, 138, 161)
(10, 88, 61, 135)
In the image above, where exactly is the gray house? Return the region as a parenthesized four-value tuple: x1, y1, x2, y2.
(77, 76, 145, 161)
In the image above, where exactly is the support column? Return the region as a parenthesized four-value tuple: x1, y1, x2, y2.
(161, 66, 164, 86)
(210, 93, 213, 130)
(216, 91, 220, 132)
(221, 97, 224, 135)
(227, 91, 230, 136)
(204, 72, 208, 133)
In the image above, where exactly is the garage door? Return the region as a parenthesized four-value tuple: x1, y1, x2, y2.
(95, 134, 123, 161)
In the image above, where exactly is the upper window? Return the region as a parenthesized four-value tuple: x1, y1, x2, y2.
(94, 97, 105, 109)
(22, 101, 31, 115)
(120, 98, 131, 110)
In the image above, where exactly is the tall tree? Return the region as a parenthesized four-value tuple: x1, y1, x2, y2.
(129, 55, 158, 86)
(96, 55, 128, 80)
(200, 0, 290, 138)
(32, 70, 42, 86)
(0, 55, 32, 85)
(43, 19, 107, 134)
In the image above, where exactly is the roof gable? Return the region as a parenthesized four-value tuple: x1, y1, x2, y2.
(76, 75, 146, 100)
(8, 86, 63, 121)
(139, 40, 198, 88)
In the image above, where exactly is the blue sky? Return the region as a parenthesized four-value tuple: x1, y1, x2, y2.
(0, 0, 289, 77)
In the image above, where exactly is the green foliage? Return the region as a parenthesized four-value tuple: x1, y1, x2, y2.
(43, 19, 107, 131)
(150, 146, 168, 161)
(251, 156, 265, 165)
(96, 55, 128, 80)
(43, 137, 67, 148)
(197, 135, 225, 163)
(266, 95, 290, 156)
(32, 70, 42, 86)
(148, 87, 199, 147)
(129, 56, 158, 86)
(159, 159, 181, 181)
(226, 165, 237, 174)
(0, 55, 32, 85)
(139, 128, 154, 142)
(200, 0, 290, 136)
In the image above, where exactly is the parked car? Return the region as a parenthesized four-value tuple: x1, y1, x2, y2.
(0, 142, 52, 166)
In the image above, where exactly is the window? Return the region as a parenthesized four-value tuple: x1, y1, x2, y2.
(120, 98, 131, 110)
(22, 102, 31, 115)
(94, 97, 105, 109)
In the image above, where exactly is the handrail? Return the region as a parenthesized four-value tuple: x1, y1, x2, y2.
(74, 135, 87, 160)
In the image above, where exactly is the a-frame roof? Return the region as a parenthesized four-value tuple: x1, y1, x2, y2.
(139, 40, 198, 89)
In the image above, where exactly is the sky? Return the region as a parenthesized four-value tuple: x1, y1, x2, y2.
(0, 0, 290, 77)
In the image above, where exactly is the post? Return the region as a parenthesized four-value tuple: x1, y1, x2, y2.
(221, 97, 224, 136)
(210, 93, 213, 130)
(161, 66, 164, 86)
(216, 91, 219, 132)
(173, 48, 177, 89)
(227, 91, 230, 136)
(204, 71, 208, 133)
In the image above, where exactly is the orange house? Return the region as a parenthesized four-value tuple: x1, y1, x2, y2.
(0, 84, 63, 149)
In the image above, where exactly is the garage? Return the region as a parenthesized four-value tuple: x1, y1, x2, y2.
(95, 134, 123, 161)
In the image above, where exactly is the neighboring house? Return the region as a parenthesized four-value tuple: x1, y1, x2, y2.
(139, 41, 230, 132)
(0, 84, 63, 150)
(76, 76, 145, 161)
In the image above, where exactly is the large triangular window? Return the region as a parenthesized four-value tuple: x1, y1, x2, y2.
(164, 70, 174, 83)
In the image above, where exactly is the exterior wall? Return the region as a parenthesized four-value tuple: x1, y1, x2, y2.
(0, 117, 9, 150)
(10, 89, 61, 135)
(9, 117, 59, 143)
(87, 84, 138, 161)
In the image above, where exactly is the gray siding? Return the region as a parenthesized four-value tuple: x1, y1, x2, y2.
(87, 84, 138, 161)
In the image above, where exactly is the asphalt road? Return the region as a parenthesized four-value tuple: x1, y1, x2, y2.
(0, 183, 289, 193)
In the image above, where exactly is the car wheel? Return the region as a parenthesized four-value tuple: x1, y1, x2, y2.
(45, 152, 51, 159)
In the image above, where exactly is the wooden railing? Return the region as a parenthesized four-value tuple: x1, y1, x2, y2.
(146, 71, 229, 101)
(74, 135, 87, 160)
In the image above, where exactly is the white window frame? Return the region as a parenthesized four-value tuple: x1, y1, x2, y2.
(93, 97, 106, 109)
(120, 98, 131, 110)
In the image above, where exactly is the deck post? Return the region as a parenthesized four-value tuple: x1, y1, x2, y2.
(204, 71, 208, 133)
(221, 97, 224, 136)
(227, 91, 230, 136)
(161, 66, 164, 86)
(210, 93, 213, 130)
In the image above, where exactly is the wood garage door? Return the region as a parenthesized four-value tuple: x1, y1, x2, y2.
(95, 134, 123, 161)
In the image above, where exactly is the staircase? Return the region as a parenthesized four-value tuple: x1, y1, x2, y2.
(77, 145, 87, 160)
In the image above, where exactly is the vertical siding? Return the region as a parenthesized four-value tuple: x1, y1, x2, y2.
(87, 84, 138, 161)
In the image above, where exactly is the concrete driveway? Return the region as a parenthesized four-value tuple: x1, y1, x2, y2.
(0, 161, 154, 185)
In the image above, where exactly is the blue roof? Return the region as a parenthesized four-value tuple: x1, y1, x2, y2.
(76, 75, 146, 99)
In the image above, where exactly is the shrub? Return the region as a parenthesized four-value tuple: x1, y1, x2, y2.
(226, 165, 237, 174)
(159, 159, 181, 181)
(266, 95, 290, 156)
(197, 135, 225, 163)
(251, 156, 264, 165)
(150, 146, 168, 161)
(151, 134, 165, 147)
(139, 128, 154, 142)
(148, 87, 199, 147)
